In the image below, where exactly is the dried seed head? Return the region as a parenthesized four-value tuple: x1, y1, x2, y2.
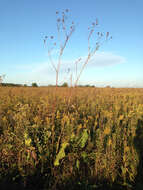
(65, 9, 69, 13)
(92, 22, 95, 26)
(56, 11, 59, 14)
(96, 18, 98, 25)
(57, 18, 61, 22)
(45, 36, 48, 38)
(50, 36, 54, 39)
(96, 46, 99, 51)
(106, 32, 109, 38)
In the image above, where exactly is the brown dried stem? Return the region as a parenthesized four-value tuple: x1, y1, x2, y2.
(45, 9, 75, 87)
(74, 23, 112, 86)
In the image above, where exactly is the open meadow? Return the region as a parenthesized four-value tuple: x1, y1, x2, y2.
(0, 0, 143, 189)
(0, 87, 143, 189)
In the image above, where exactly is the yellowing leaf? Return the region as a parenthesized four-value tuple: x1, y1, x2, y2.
(104, 127, 110, 135)
(54, 142, 69, 166)
(119, 115, 124, 120)
(124, 146, 130, 152)
(25, 138, 32, 146)
(108, 139, 112, 146)
(79, 129, 89, 148)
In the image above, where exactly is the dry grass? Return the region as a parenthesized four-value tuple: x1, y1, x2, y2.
(0, 87, 143, 189)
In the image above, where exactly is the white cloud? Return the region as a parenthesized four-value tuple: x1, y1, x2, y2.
(5, 51, 126, 85)
(88, 51, 126, 67)
(31, 51, 126, 75)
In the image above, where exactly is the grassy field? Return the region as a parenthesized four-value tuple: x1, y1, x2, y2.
(0, 86, 143, 189)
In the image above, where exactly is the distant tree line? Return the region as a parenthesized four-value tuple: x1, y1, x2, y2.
(47, 83, 95, 87)
(1, 83, 23, 87)
(0, 83, 39, 87)
(1, 82, 97, 88)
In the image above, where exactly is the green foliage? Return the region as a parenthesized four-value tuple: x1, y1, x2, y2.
(78, 129, 89, 148)
(54, 142, 69, 166)
(32, 82, 38, 87)
(61, 82, 68, 87)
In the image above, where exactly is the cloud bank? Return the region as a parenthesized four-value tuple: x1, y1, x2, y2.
(88, 51, 126, 67)
(31, 51, 126, 75)
(5, 51, 126, 85)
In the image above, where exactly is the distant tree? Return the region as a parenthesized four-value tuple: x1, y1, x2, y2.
(85, 84, 90, 87)
(32, 83, 38, 87)
(61, 82, 68, 87)
(24, 84, 27, 87)
(106, 85, 111, 88)
(48, 84, 53, 87)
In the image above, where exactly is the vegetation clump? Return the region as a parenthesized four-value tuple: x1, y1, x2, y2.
(0, 86, 143, 189)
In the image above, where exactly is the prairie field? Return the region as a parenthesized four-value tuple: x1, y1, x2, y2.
(0, 86, 143, 189)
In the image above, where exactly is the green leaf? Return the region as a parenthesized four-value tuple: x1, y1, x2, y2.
(76, 159, 80, 170)
(79, 129, 89, 148)
(70, 133, 75, 142)
(81, 151, 87, 159)
(81, 151, 88, 162)
(54, 142, 69, 166)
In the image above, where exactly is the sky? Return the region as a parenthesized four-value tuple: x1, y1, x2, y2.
(0, 0, 143, 87)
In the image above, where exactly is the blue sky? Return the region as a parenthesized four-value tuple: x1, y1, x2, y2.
(0, 0, 143, 87)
